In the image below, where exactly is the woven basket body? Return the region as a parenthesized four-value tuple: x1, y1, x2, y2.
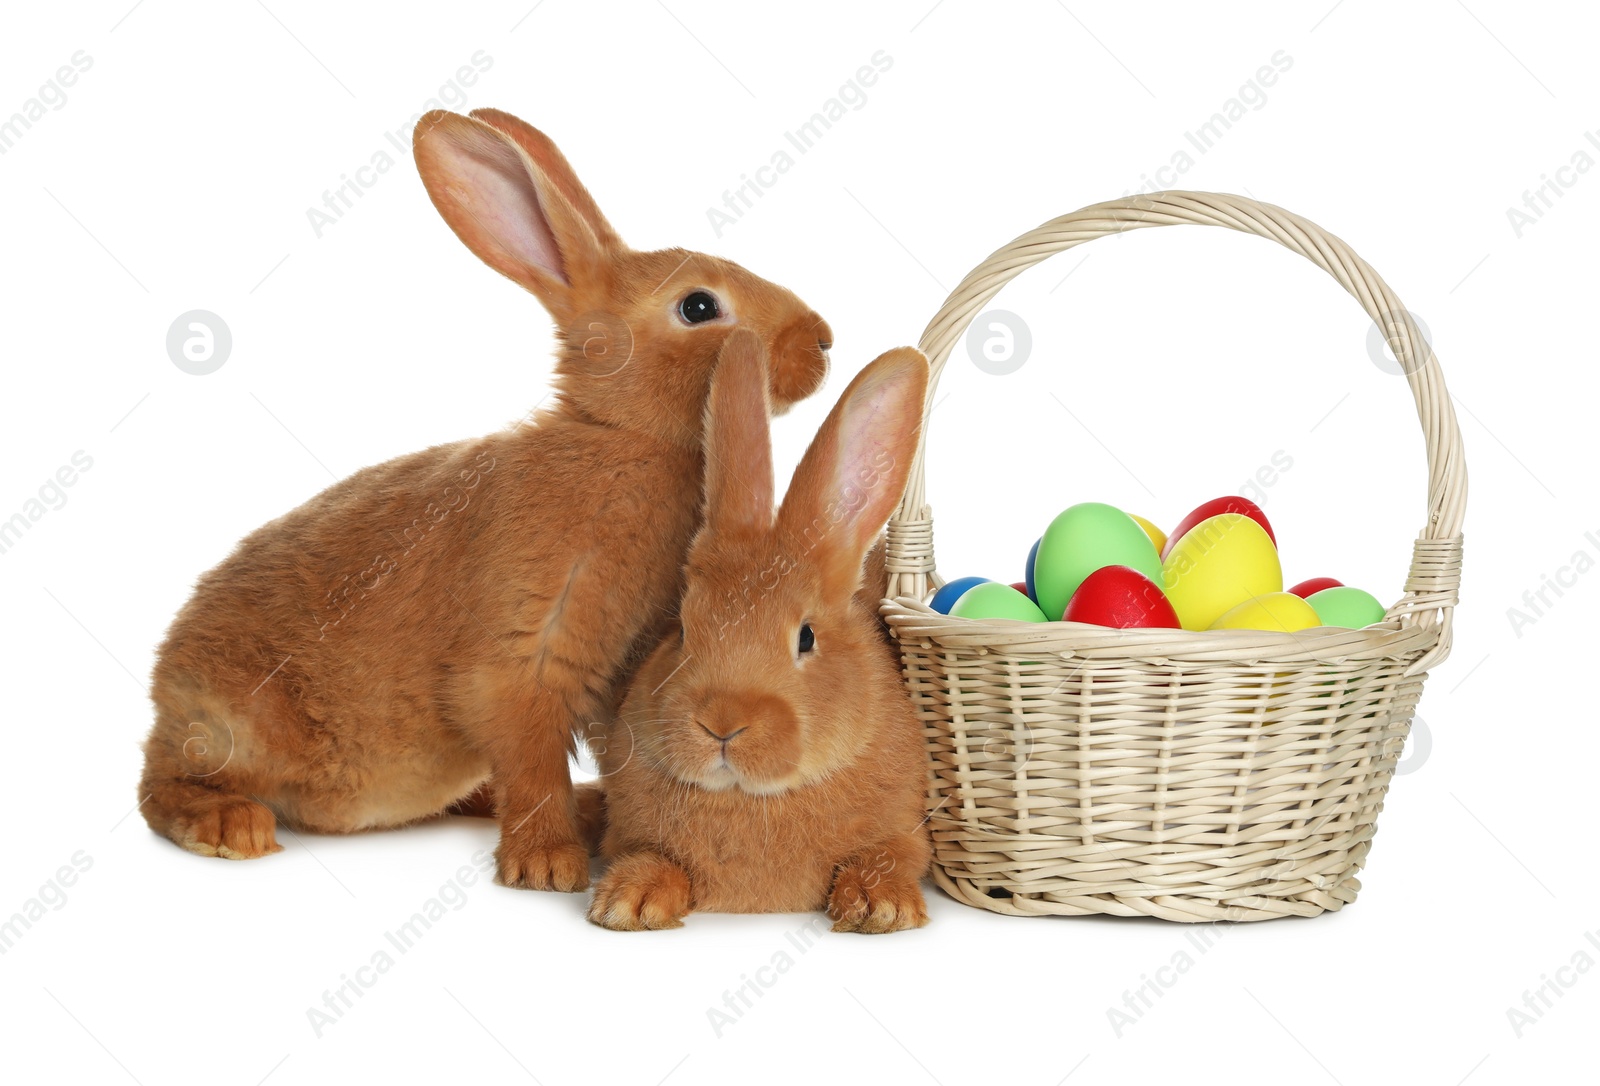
(882, 192, 1465, 922)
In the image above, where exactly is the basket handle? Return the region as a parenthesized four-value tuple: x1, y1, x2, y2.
(884, 191, 1466, 673)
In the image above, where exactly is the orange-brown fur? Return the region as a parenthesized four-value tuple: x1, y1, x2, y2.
(138, 109, 831, 890)
(587, 339, 933, 932)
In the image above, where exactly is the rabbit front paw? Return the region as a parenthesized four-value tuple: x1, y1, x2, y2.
(495, 837, 590, 892)
(174, 794, 283, 861)
(828, 855, 929, 934)
(588, 853, 692, 931)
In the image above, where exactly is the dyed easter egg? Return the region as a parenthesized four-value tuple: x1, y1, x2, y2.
(929, 576, 990, 615)
(1161, 513, 1283, 631)
(1209, 591, 1321, 633)
(951, 581, 1049, 622)
(1129, 514, 1167, 557)
(1307, 586, 1387, 629)
(1163, 496, 1276, 559)
(1062, 565, 1180, 628)
(1024, 537, 1041, 602)
(1034, 503, 1163, 622)
(1288, 577, 1344, 599)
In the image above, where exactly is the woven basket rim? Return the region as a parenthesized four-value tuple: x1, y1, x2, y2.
(881, 596, 1436, 665)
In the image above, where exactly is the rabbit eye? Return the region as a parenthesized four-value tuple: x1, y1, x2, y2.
(797, 624, 815, 653)
(678, 290, 720, 324)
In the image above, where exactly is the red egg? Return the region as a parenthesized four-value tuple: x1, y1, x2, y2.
(1062, 565, 1181, 629)
(1288, 576, 1344, 599)
(1009, 581, 1030, 595)
(1162, 495, 1277, 558)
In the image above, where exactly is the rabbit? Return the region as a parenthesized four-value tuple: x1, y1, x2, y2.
(584, 336, 934, 933)
(137, 107, 833, 894)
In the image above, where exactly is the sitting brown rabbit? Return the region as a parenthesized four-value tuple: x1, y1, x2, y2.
(138, 108, 832, 893)
(587, 339, 933, 932)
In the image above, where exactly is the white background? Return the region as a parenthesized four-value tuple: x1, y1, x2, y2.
(1, 1, 1595, 1083)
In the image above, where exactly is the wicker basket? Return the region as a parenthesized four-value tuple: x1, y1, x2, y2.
(881, 192, 1465, 922)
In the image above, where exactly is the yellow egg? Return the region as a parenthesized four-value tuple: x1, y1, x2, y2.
(1161, 513, 1282, 630)
(1209, 592, 1321, 633)
(1129, 514, 1167, 556)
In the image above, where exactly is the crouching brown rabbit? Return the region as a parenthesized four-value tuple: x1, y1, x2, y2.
(138, 108, 832, 893)
(586, 339, 933, 933)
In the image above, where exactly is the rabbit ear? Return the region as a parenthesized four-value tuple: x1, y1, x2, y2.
(778, 348, 929, 599)
(703, 329, 775, 538)
(468, 109, 623, 252)
(413, 110, 613, 316)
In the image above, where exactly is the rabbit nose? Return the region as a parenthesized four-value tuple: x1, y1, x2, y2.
(699, 721, 747, 744)
(768, 312, 831, 409)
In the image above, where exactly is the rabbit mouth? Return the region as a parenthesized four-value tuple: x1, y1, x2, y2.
(689, 753, 796, 796)
(698, 760, 740, 792)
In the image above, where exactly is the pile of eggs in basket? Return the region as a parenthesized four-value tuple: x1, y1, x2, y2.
(930, 496, 1388, 632)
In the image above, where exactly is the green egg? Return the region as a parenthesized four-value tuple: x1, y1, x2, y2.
(950, 582, 1049, 622)
(1034, 503, 1163, 622)
(1307, 586, 1387, 629)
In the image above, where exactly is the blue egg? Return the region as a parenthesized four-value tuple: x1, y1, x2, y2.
(1025, 537, 1041, 603)
(929, 576, 990, 614)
